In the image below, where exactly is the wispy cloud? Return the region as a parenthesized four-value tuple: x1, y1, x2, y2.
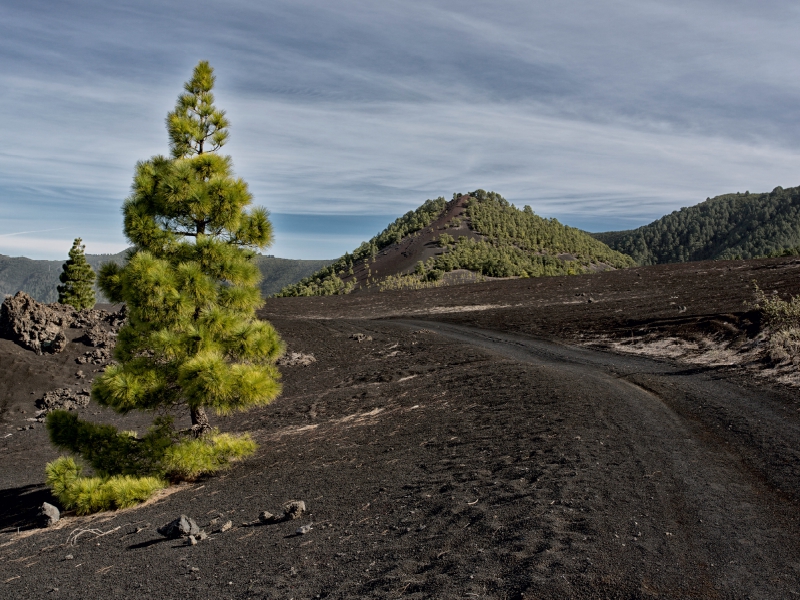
(0, 227, 68, 238)
(2, 0, 800, 259)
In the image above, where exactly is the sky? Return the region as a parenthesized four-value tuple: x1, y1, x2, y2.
(3, 0, 800, 260)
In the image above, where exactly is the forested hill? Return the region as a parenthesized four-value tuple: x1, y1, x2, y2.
(593, 186, 800, 265)
(0, 252, 331, 303)
(277, 190, 634, 297)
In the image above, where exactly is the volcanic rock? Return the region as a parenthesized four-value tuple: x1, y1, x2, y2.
(276, 351, 316, 367)
(283, 500, 306, 520)
(218, 520, 233, 533)
(258, 511, 276, 524)
(76, 348, 112, 365)
(35, 388, 91, 417)
(157, 515, 201, 539)
(0, 292, 74, 354)
(38, 502, 60, 527)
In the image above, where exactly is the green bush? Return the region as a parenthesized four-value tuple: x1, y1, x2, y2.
(44, 423, 255, 513)
(46, 411, 173, 477)
(45, 457, 165, 515)
(752, 283, 800, 366)
(437, 233, 455, 247)
(47, 411, 257, 483)
(162, 432, 257, 480)
(753, 283, 800, 331)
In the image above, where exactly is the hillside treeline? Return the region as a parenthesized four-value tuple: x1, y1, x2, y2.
(0, 252, 331, 302)
(275, 197, 447, 297)
(593, 186, 800, 264)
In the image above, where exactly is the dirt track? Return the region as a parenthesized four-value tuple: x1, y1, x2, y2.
(1, 257, 800, 598)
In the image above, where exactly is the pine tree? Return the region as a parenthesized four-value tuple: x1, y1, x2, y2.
(94, 60, 284, 437)
(57, 238, 96, 310)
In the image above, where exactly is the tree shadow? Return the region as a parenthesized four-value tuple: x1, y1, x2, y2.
(0, 483, 55, 532)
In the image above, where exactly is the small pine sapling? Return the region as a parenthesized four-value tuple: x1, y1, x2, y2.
(57, 238, 96, 310)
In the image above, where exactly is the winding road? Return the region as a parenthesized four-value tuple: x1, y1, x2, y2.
(390, 318, 800, 596)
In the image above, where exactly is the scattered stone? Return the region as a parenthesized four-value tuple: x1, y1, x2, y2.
(276, 352, 317, 367)
(72, 305, 127, 334)
(64, 554, 73, 561)
(296, 524, 313, 535)
(187, 535, 197, 546)
(75, 370, 85, 379)
(258, 511, 276, 524)
(197, 530, 208, 541)
(81, 324, 116, 348)
(0, 292, 74, 354)
(218, 520, 233, 533)
(349, 333, 372, 343)
(38, 502, 60, 527)
(157, 515, 201, 539)
(283, 500, 306, 520)
(76, 348, 112, 365)
(35, 388, 91, 418)
(74, 307, 125, 363)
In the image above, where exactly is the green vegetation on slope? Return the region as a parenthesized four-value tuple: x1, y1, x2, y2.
(415, 190, 633, 280)
(593, 186, 800, 265)
(0, 255, 64, 303)
(254, 256, 334, 296)
(277, 190, 634, 296)
(276, 197, 447, 296)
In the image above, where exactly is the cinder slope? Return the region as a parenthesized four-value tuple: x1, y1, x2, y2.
(2, 256, 800, 598)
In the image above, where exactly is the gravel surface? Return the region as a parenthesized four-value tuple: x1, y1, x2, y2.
(1, 257, 799, 598)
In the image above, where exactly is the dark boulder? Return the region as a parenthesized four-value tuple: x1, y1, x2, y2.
(157, 515, 201, 539)
(0, 292, 74, 354)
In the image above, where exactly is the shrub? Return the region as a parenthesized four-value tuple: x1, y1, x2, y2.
(437, 233, 455, 247)
(752, 283, 800, 366)
(45, 457, 166, 515)
(753, 283, 800, 331)
(162, 432, 257, 480)
(46, 411, 173, 477)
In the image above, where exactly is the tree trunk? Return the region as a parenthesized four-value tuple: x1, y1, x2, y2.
(190, 406, 211, 437)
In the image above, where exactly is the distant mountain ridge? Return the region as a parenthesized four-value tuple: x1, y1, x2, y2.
(0, 251, 332, 303)
(277, 190, 634, 296)
(593, 186, 800, 264)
